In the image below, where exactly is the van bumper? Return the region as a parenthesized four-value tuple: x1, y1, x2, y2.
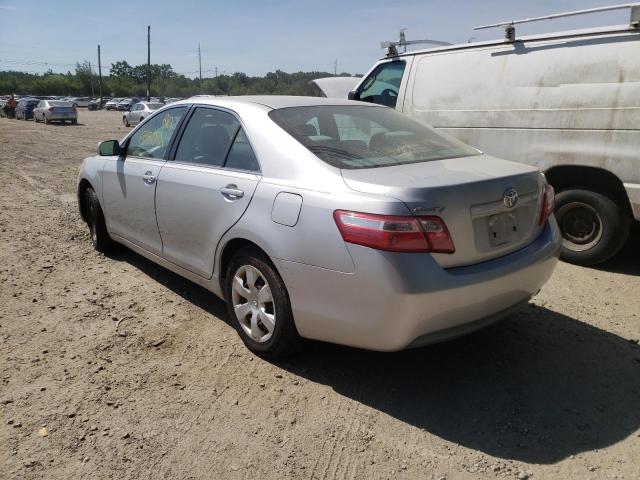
(624, 183, 640, 221)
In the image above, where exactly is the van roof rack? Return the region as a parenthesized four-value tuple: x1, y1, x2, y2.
(474, 2, 640, 42)
(382, 29, 451, 57)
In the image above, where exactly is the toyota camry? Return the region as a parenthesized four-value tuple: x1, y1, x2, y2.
(77, 96, 560, 358)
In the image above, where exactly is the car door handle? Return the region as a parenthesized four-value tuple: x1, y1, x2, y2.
(142, 171, 156, 185)
(220, 184, 244, 200)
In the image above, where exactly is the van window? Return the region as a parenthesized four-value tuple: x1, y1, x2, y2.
(357, 61, 406, 109)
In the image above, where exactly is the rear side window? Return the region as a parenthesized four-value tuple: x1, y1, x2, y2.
(357, 61, 406, 108)
(174, 107, 239, 167)
(126, 107, 187, 159)
(174, 107, 260, 172)
(225, 129, 260, 172)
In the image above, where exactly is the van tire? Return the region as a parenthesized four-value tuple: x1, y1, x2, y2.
(554, 189, 630, 266)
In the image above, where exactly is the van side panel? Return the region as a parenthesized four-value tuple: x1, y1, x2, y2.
(404, 32, 640, 190)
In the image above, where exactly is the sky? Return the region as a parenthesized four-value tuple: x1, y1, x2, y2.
(0, 0, 633, 77)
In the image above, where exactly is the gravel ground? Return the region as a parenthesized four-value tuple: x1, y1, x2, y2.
(1, 111, 639, 480)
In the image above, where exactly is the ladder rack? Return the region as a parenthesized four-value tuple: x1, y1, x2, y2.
(382, 29, 451, 57)
(474, 3, 640, 42)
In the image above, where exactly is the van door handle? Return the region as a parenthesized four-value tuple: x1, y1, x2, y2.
(220, 184, 244, 200)
(142, 171, 156, 184)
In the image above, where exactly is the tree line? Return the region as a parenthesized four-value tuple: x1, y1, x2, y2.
(0, 60, 358, 98)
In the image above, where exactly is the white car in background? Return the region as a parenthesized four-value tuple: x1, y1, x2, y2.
(123, 102, 164, 127)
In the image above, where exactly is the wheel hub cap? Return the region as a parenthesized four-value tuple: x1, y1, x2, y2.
(231, 265, 276, 343)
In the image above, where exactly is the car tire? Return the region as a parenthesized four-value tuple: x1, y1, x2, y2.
(554, 189, 631, 266)
(139, 117, 144, 123)
(225, 248, 302, 359)
(84, 187, 114, 254)
(71, 119, 77, 125)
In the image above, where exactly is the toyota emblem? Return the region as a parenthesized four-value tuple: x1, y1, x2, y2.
(503, 188, 518, 208)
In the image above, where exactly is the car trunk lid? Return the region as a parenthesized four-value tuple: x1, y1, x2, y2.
(341, 154, 545, 268)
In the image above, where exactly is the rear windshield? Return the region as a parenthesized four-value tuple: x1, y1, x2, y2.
(147, 103, 163, 110)
(269, 105, 480, 169)
(50, 101, 71, 107)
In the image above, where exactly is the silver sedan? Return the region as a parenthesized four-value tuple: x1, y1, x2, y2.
(33, 100, 78, 124)
(77, 96, 560, 358)
(123, 101, 164, 127)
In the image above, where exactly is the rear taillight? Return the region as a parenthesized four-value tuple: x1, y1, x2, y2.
(538, 184, 555, 226)
(48, 107, 54, 112)
(333, 210, 455, 254)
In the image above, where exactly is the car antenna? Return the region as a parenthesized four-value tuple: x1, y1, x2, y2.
(474, 2, 640, 42)
(382, 29, 452, 57)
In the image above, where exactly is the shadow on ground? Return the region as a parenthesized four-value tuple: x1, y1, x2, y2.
(109, 248, 640, 465)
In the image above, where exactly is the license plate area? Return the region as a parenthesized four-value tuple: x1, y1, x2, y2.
(487, 212, 518, 247)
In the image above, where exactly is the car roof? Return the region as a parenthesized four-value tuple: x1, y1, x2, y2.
(179, 95, 381, 110)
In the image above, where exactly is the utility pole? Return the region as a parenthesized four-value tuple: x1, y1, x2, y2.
(215, 66, 218, 78)
(88, 61, 95, 96)
(333, 58, 337, 75)
(198, 43, 202, 84)
(146, 25, 151, 101)
(97, 45, 103, 104)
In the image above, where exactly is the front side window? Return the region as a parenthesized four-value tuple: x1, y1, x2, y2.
(357, 61, 406, 109)
(126, 106, 187, 159)
(269, 105, 480, 169)
(175, 107, 240, 167)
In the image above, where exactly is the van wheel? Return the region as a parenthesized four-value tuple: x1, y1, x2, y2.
(554, 189, 630, 266)
(225, 248, 302, 359)
(84, 187, 114, 253)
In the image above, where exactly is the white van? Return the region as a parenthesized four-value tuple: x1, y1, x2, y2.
(345, 6, 640, 266)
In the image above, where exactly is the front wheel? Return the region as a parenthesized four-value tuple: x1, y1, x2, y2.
(555, 189, 630, 266)
(84, 187, 114, 253)
(225, 249, 302, 358)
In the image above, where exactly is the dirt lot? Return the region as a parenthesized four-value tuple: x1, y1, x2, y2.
(1, 110, 639, 480)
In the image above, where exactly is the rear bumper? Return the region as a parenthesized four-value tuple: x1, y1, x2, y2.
(274, 217, 561, 351)
(47, 113, 77, 121)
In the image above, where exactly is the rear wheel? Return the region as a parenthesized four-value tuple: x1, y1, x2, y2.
(555, 189, 630, 266)
(84, 187, 114, 253)
(225, 248, 302, 358)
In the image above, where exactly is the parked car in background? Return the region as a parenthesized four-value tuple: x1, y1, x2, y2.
(122, 101, 164, 126)
(33, 100, 78, 124)
(68, 97, 91, 108)
(87, 98, 108, 110)
(105, 98, 121, 110)
(0, 98, 7, 117)
(77, 96, 560, 358)
(117, 98, 138, 111)
(343, 6, 640, 266)
(15, 98, 39, 120)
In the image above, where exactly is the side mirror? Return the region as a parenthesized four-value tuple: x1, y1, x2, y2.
(347, 90, 358, 101)
(98, 140, 122, 156)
